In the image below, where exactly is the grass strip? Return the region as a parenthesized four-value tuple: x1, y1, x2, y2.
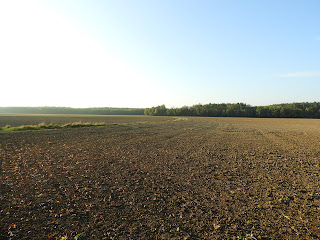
(0, 117, 187, 133)
(0, 122, 106, 132)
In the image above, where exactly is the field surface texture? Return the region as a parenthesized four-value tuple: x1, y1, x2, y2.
(1, 116, 320, 239)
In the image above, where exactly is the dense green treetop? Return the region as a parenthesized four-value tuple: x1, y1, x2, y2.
(145, 102, 320, 118)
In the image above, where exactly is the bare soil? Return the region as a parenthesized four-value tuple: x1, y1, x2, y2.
(1, 116, 320, 239)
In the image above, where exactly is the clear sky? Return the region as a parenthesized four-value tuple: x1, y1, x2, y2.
(1, 0, 319, 108)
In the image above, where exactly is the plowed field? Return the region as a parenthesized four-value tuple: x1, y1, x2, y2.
(1, 116, 320, 239)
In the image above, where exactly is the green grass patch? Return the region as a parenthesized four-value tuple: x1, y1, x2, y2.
(0, 122, 106, 132)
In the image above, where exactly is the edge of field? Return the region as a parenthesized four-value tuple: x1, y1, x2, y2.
(0, 116, 187, 133)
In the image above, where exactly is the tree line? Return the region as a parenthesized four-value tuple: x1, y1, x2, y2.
(2, 102, 320, 118)
(144, 102, 320, 118)
(0, 107, 145, 115)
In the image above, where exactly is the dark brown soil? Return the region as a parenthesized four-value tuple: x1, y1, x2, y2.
(1, 116, 320, 239)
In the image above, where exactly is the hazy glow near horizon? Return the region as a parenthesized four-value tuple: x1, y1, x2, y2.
(1, 0, 320, 108)
(0, 0, 164, 108)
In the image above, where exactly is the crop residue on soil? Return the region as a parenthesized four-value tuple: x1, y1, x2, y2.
(1, 116, 320, 239)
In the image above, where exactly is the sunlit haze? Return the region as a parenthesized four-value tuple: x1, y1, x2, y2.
(1, 0, 319, 108)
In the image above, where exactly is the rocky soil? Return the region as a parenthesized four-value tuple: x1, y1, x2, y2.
(1, 117, 320, 239)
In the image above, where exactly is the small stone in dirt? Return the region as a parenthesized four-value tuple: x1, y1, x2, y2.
(74, 233, 86, 240)
(213, 224, 221, 230)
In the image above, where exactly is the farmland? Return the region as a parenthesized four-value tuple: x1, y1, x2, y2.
(0, 114, 172, 127)
(1, 115, 320, 239)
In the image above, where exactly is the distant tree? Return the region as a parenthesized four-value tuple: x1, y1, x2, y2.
(142, 102, 320, 119)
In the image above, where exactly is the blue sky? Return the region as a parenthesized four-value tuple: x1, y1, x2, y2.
(0, 0, 319, 108)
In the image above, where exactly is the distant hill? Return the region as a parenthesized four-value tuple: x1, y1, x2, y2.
(0, 107, 145, 115)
